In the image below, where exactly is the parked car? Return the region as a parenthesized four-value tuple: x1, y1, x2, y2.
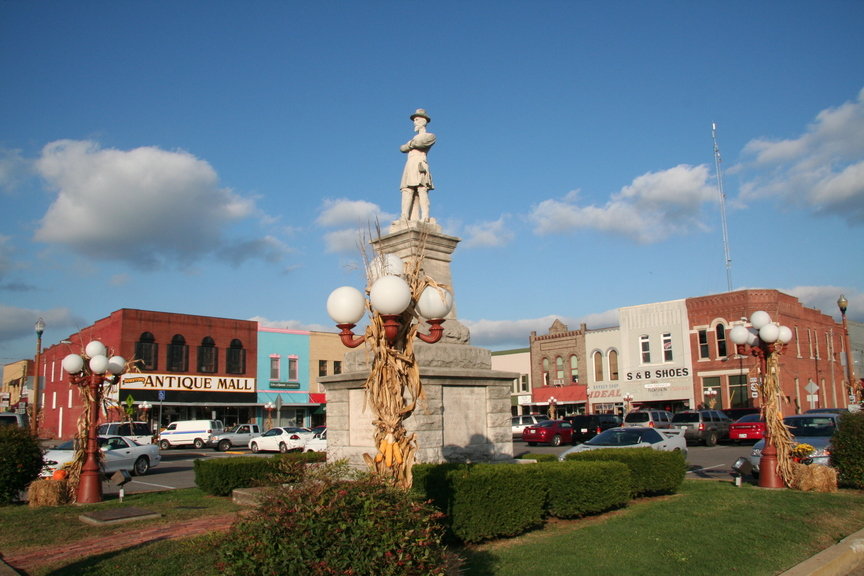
(208, 423, 262, 451)
(305, 429, 327, 452)
(521, 419, 574, 446)
(804, 408, 848, 414)
(511, 414, 550, 438)
(41, 435, 161, 477)
(564, 414, 622, 443)
(0, 413, 29, 428)
(248, 427, 308, 453)
(670, 410, 732, 446)
(558, 427, 687, 459)
(749, 413, 840, 477)
(97, 421, 154, 445)
(728, 413, 766, 443)
(722, 407, 760, 422)
(623, 409, 673, 429)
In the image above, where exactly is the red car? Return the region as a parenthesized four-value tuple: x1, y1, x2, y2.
(728, 413, 765, 443)
(521, 419, 574, 446)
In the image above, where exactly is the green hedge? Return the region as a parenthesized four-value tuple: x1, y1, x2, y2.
(562, 448, 686, 496)
(412, 459, 632, 544)
(194, 452, 324, 496)
(832, 411, 864, 489)
(538, 460, 630, 518)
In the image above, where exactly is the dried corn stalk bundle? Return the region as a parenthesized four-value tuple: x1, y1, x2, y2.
(758, 346, 795, 485)
(359, 232, 448, 490)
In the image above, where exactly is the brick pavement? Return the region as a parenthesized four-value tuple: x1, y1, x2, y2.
(1, 512, 238, 575)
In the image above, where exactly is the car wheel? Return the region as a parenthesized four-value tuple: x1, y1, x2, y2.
(551, 435, 562, 447)
(218, 440, 232, 452)
(159, 440, 170, 450)
(194, 438, 205, 449)
(279, 442, 288, 453)
(133, 456, 150, 476)
(705, 432, 717, 447)
(250, 442, 260, 453)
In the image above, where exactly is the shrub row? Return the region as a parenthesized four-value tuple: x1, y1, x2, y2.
(562, 447, 687, 497)
(412, 459, 630, 543)
(194, 451, 325, 496)
(832, 411, 864, 489)
(412, 448, 685, 543)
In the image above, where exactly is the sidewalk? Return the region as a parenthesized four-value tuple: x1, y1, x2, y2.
(0, 512, 238, 575)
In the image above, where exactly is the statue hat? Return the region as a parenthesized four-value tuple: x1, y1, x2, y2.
(410, 108, 431, 123)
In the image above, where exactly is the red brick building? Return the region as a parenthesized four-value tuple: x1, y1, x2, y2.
(38, 309, 258, 439)
(687, 289, 848, 415)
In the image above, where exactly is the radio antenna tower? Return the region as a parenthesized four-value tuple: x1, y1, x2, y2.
(712, 122, 733, 292)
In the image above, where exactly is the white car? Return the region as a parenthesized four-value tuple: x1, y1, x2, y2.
(304, 429, 327, 452)
(248, 427, 308, 453)
(41, 435, 162, 477)
(558, 427, 688, 460)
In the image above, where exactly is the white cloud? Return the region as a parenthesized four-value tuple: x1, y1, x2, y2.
(0, 306, 83, 343)
(785, 285, 864, 323)
(316, 198, 396, 254)
(250, 316, 332, 333)
(462, 217, 514, 248)
(32, 140, 269, 269)
(464, 309, 620, 350)
(529, 164, 715, 243)
(0, 148, 31, 194)
(740, 88, 864, 224)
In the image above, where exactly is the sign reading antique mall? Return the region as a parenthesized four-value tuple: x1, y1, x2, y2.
(121, 373, 255, 393)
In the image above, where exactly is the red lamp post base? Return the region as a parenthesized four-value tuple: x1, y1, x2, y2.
(758, 436, 785, 489)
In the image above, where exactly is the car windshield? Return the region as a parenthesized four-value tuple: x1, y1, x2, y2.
(533, 420, 557, 428)
(671, 413, 700, 423)
(586, 429, 644, 446)
(735, 414, 762, 423)
(624, 412, 649, 423)
(785, 416, 837, 437)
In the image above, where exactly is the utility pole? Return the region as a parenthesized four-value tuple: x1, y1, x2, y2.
(712, 123, 733, 292)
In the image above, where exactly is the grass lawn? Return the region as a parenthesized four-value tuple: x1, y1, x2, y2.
(2, 480, 863, 575)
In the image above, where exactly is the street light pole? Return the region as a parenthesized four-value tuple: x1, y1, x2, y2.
(730, 311, 793, 489)
(31, 318, 45, 437)
(838, 295, 858, 404)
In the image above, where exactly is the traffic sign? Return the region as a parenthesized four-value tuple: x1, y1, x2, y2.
(158, 390, 166, 401)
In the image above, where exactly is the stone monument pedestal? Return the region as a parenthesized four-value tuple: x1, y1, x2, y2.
(319, 220, 516, 467)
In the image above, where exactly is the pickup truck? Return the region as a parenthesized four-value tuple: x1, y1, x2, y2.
(208, 423, 262, 451)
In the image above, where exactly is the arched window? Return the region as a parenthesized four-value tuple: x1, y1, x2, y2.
(608, 349, 619, 381)
(542, 358, 550, 386)
(555, 356, 564, 380)
(135, 332, 158, 371)
(593, 350, 604, 382)
(197, 336, 218, 373)
(167, 334, 188, 372)
(227, 339, 246, 374)
(716, 324, 728, 358)
(570, 355, 579, 383)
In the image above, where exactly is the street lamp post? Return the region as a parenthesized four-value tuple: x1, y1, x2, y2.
(31, 318, 45, 437)
(547, 396, 558, 420)
(622, 393, 634, 416)
(838, 295, 858, 404)
(327, 252, 453, 489)
(704, 388, 719, 409)
(729, 311, 793, 489)
(62, 341, 127, 503)
(264, 401, 275, 430)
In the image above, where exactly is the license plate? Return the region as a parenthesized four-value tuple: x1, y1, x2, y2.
(679, 426, 687, 430)
(735, 433, 746, 438)
(580, 428, 588, 433)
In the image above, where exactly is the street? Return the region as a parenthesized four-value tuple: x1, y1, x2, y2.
(102, 440, 758, 497)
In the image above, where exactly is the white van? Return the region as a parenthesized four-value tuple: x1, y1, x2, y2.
(158, 419, 224, 449)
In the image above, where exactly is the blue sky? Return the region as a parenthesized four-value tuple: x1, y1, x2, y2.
(2, 1, 863, 363)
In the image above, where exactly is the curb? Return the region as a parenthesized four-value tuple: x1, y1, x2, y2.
(780, 527, 864, 576)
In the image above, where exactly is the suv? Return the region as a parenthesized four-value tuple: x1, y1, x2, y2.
(511, 414, 549, 438)
(671, 410, 732, 446)
(0, 413, 29, 428)
(623, 409, 673, 429)
(97, 421, 153, 445)
(564, 414, 622, 443)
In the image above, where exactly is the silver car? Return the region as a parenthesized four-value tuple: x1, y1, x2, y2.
(749, 413, 840, 477)
(558, 427, 687, 460)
